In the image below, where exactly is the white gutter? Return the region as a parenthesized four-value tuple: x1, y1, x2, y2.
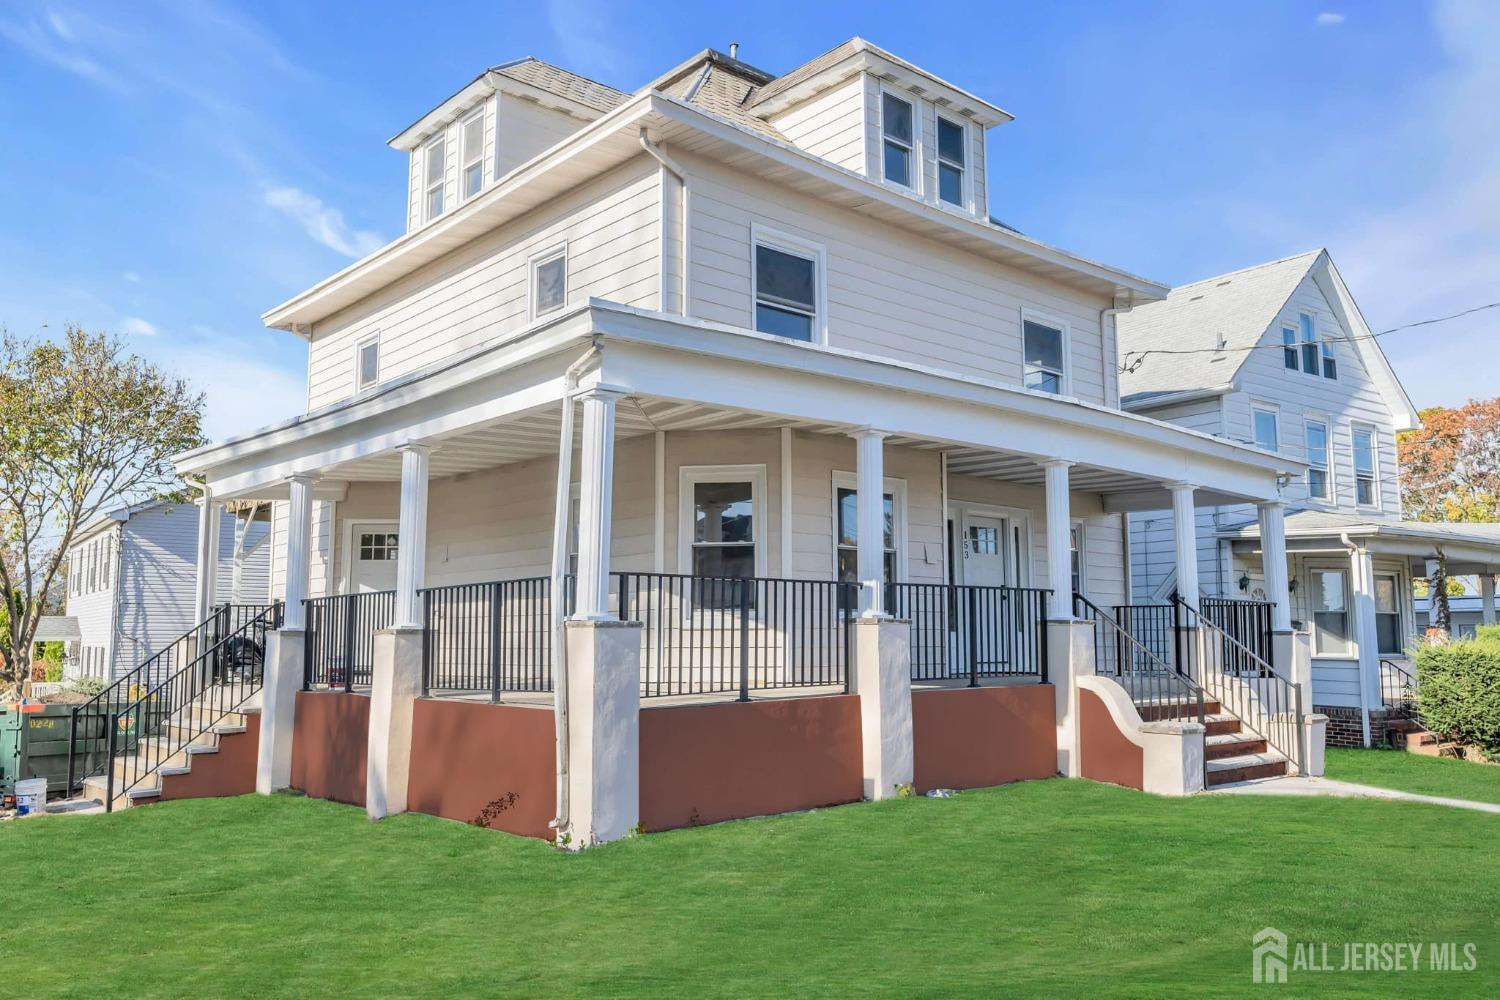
(638, 129, 689, 317)
(549, 342, 602, 839)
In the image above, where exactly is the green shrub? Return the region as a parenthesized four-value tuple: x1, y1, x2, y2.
(1417, 635, 1500, 754)
(1476, 624, 1500, 644)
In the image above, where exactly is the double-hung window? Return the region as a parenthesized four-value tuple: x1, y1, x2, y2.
(681, 467, 762, 608)
(936, 117, 966, 207)
(1310, 568, 1351, 655)
(1289, 313, 1337, 380)
(1300, 314, 1319, 374)
(460, 111, 484, 200)
(1252, 407, 1279, 452)
(424, 136, 446, 220)
(1282, 326, 1299, 370)
(1305, 420, 1330, 500)
(531, 247, 566, 317)
(836, 486, 897, 585)
(881, 92, 914, 189)
(1352, 425, 1378, 507)
(1022, 314, 1067, 394)
(753, 237, 819, 342)
(1374, 573, 1404, 655)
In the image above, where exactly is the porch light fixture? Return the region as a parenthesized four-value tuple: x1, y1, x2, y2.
(1238, 573, 1251, 592)
(1288, 577, 1298, 593)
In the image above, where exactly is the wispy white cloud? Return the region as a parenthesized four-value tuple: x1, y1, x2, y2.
(0, 6, 124, 90)
(263, 186, 385, 259)
(1316, 12, 1347, 27)
(120, 316, 159, 338)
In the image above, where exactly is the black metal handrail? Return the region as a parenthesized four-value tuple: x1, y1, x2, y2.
(100, 604, 281, 811)
(1200, 595, 1275, 672)
(890, 582, 1049, 684)
(67, 602, 279, 790)
(1380, 658, 1419, 721)
(1075, 593, 1207, 727)
(303, 591, 396, 691)
(1171, 594, 1303, 770)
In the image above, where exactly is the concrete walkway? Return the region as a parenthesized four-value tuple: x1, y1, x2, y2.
(1211, 774, 1500, 815)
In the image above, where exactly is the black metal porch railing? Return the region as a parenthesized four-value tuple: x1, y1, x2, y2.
(618, 573, 855, 700)
(1170, 594, 1303, 771)
(1111, 603, 1175, 666)
(303, 591, 396, 691)
(67, 602, 280, 789)
(890, 582, 1050, 684)
(1380, 658, 1419, 721)
(422, 576, 555, 697)
(1075, 594, 1206, 723)
(99, 604, 281, 811)
(1201, 595, 1274, 673)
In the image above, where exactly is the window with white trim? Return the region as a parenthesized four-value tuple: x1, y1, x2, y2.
(358, 531, 398, 561)
(460, 110, 484, 200)
(1282, 326, 1299, 370)
(355, 334, 380, 394)
(1022, 315, 1067, 394)
(936, 116, 966, 207)
(881, 91, 914, 188)
(1305, 419, 1330, 500)
(1352, 425, 1378, 507)
(1286, 312, 1337, 381)
(1374, 573, 1403, 655)
(1070, 524, 1085, 597)
(753, 239, 818, 342)
(680, 467, 764, 608)
(836, 485, 897, 585)
(424, 136, 445, 220)
(1310, 567, 1351, 656)
(1252, 407, 1279, 452)
(531, 248, 566, 317)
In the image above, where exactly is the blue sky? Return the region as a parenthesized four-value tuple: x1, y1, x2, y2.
(1, 0, 1496, 441)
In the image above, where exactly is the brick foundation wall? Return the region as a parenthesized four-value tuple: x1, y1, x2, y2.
(1318, 705, 1389, 748)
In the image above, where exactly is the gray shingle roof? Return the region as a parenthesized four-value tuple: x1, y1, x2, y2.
(493, 58, 629, 114)
(1220, 509, 1500, 546)
(751, 39, 860, 106)
(1116, 251, 1323, 406)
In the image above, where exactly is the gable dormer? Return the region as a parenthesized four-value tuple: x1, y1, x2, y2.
(750, 39, 1011, 220)
(388, 59, 629, 233)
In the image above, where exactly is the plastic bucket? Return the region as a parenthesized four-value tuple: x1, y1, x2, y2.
(14, 777, 46, 817)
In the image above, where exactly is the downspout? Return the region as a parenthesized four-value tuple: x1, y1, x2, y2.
(638, 129, 689, 316)
(1340, 531, 1374, 747)
(1099, 291, 1135, 411)
(550, 342, 602, 839)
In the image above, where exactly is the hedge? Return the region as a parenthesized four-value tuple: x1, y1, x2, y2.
(1416, 628, 1500, 755)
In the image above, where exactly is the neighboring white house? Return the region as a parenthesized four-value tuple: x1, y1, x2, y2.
(1118, 250, 1500, 746)
(63, 500, 272, 681)
(163, 39, 1337, 838)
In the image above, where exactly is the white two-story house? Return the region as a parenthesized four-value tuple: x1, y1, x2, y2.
(1119, 250, 1500, 747)
(141, 39, 1330, 834)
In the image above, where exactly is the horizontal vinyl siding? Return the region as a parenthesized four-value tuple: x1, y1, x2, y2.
(494, 95, 583, 178)
(63, 526, 119, 679)
(683, 151, 1113, 405)
(1126, 396, 1225, 601)
(308, 158, 661, 409)
(769, 76, 866, 172)
(113, 506, 201, 677)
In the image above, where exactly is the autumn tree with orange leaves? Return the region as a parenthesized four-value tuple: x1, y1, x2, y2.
(1399, 397, 1500, 634)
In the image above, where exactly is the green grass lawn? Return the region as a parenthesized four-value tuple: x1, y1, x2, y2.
(1326, 747, 1500, 805)
(6, 781, 1498, 998)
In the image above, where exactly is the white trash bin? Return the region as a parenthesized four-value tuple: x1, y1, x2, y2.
(14, 777, 47, 817)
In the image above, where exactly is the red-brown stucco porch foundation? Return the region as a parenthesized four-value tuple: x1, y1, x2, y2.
(911, 684, 1058, 792)
(1078, 688, 1145, 790)
(290, 691, 369, 807)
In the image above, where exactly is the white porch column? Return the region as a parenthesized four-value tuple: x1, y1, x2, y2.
(1257, 500, 1293, 633)
(1348, 542, 1378, 748)
(851, 428, 889, 617)
(574, 386, 623, 620)
(1041, 459, 1073, 620)
(393, 443, 430, 630)
(1482, 573, 1497, 626)
(193, 491, 222, 622)
(1169, 482, 1199, 609)
(282, 475, 314, 631)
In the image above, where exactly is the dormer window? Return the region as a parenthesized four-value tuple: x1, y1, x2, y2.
(461, 111, 484, 200)
(881, 92, 914, 189)
(424, 136, 446, 220)
(937, 117, 966, 207)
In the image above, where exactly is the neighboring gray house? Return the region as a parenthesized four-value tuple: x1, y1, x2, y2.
(1117, 249, 1500, 746)
(1416, 583, 1499, 639)
(63, 500, 271, 681)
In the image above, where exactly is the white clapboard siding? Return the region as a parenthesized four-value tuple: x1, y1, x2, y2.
(62, 525, 120, 679)
(1124, 395, 1224, 601)
(682, 151, 1111, 405)
(768, 76, 866, 172)
(308, 159, 661, 409)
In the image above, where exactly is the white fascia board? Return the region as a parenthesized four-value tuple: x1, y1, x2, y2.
(1121, 386, 1233, 412)
(388, 74, 496, 150)
(648, 95, 1165, 301)
(586, 302, 1298, 499)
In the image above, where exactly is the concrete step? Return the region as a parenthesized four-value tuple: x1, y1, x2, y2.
(1207, 751, 1289, 786)
(1206, 732, 1268, 760)
(1204, 713, 1243, 737)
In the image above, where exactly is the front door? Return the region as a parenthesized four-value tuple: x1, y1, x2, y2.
(347, 523, 399, 593)
(963, 515, 1010, 588)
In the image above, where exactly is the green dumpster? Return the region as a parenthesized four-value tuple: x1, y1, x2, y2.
(0, 703, 115, 798)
